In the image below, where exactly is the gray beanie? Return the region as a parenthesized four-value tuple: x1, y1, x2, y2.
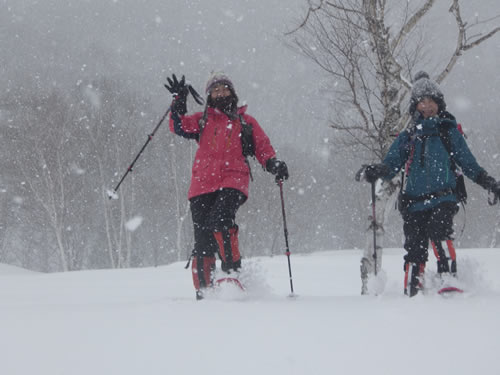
(205, 72, 235, 95)
(409, 71, 446, 115)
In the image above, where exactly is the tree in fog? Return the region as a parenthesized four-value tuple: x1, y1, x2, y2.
(3, 88, 81, 270)
(77, 77, 145, 269)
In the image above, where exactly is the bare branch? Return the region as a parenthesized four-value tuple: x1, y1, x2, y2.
(285, 0, 324, 35)
(324, 1, 364, 15)
(463, 27, 500, 51)
(391, 0, 435, 51)
(437, 0, 500, 83)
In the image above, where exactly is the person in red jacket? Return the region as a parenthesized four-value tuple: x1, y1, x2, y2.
(166, 73, 289, 300)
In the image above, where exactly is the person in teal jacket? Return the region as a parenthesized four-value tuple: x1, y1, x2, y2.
(362, 71, 500, 296)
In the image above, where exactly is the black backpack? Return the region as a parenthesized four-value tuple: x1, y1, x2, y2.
(238, 114, 255, 158)
(439, 122, 467, 204)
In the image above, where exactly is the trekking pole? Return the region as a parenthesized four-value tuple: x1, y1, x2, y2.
(107, 82, 204, 199)
(107, 107, 171, 199)
(278, 179, 295, 296)
(370, 181, 378, 276)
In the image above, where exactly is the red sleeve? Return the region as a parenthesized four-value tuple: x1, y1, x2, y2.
(244, 114, 276, 166)
(169, 111, 203, 136)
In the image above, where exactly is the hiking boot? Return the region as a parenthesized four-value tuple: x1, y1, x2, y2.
(437, 258, 450, 274)
(195, 290, 204, 300)
(404, 262, 425, 297)
(450, 260, 457, 276)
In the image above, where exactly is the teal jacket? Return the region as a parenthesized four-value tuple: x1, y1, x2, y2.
(382, 112, 485, 212)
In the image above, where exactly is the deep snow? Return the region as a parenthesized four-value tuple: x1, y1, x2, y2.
(1, 248, 499, 375)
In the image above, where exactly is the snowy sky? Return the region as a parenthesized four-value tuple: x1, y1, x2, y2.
(3, 0, 499, 151)
(2, 0, 323, 148)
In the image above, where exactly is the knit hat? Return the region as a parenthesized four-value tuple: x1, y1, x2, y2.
(205, 72, 235, 95)
(409, 71, 446, 115)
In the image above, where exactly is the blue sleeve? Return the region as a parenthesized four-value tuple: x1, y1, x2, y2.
(382, 131, 411, 179)
(449, 127, 485, 181)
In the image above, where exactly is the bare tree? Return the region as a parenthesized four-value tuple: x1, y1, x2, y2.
(77, 77, 150, 269)
(165, 136, 194, 262)
(287, 0, 500, 292)
(11, 90, 80, 271)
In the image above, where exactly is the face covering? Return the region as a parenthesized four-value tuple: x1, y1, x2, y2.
(213, 95, 237, 115)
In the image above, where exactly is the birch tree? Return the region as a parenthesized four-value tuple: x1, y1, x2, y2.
(287, 0, 500, 292)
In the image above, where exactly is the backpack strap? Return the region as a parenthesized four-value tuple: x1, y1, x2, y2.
(197, 102, 210, 139)
(438, 125, 457, 172)
(238, 114, 255, 158)
(439, 123, 468, 205)
(239, 114, 255, 181)
(399, 130, 415, 192)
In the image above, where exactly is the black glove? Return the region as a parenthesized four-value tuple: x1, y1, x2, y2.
(266, 158, 289, 181)
(475, 171, 500, 205)
(363, 164, 390, 183)
(475, 170, 496, 191)
(165, 74, 188, 115)
(492, 181, 500, 200)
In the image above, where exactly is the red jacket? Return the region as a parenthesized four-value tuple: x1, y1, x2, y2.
(169, 105, 276, 199)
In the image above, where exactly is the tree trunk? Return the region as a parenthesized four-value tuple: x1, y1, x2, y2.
(360, 180, 397, 294)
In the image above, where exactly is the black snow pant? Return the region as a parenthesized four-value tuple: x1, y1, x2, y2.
(189, 188, 247, 290)
(402, 201, 458, 266)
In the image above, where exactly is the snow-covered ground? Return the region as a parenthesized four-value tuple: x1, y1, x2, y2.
(1, 248, 499, 375)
